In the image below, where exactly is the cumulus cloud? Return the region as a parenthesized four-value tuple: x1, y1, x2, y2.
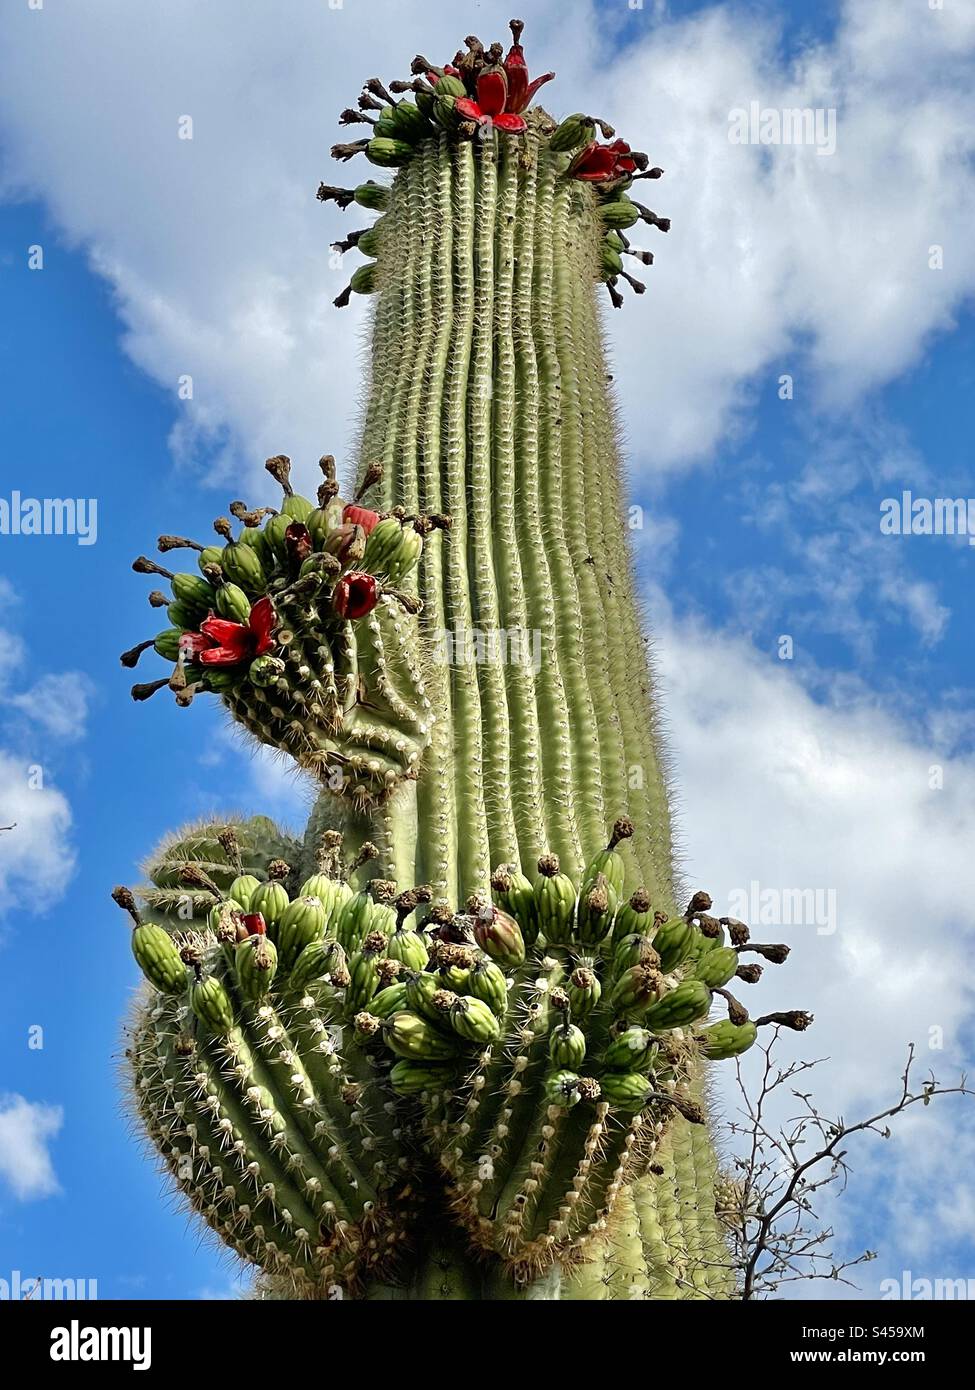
(0, 752, 75, 909)
(1, 0, 971, 486)
(0, 1095, 63, 1201)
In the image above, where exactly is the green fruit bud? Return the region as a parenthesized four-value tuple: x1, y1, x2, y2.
(282, 494, 315, 525)
(643, 979, 713, 1032)
(653, 916, 696, 972)
(277, 895, 327, 972)
(385, 1011, 459, 1062)
(544, 1070, 583, 1108)
(600, 200, 640, 230)
(692, 946, 739, 989)
(610, 963, 662, 1016)
(599, 1071, 650, 1111)
(290, 938, 347, 992)
(612, 932, 659, 978)
(576, 872, 617, 946)
(356, 223, 384, 260)
(490, 863, 539, 944)
(534, 854, 577, 945)
(354, 180, 390, 211)
(386, 101, 431, 141)
(612, 888, 653, 943)
(220, 542, 267, 596)
(384, 926, 429, 973)
(131, 924, 186, 993)
(248, 880, 290, 932)
(235, 934, 278, 1000)
(197, 545, 224, 574)
(582, 819, 632, 898)
(602, 1027, 657, 1073)
(350, 262, 379, 295)
(249, 654, 285, 688)
(404, 969, 442, 1022)
(389, 1060, 451, 1096)
(171, 572, 215, 616)
(264, 513, 292, 562)
(371, 981, 409, 1019)
(447, 995, 502, 1044)
(215, 582, 253, 625)
(567, 967, 602, 1019)
(549, 1022, 587, 1070)
(153, 629, 183, 662)
(549, 113, 597, 153)
(434, 74, 467, 98)
(228, 875, 261, 911)
(467, 958, 509, 1018)
(367, 137, 415, 167)
(166, 601, 197, 628)
(191, 975, 235, 1035)
(698, 1018, 758, 1059)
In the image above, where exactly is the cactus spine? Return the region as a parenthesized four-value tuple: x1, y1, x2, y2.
(120, 20, 811, 1300)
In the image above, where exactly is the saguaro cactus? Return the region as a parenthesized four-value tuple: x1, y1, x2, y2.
(119, 21, 810, 1299)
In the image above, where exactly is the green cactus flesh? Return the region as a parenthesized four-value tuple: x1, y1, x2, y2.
(119, 21, 811, 1299)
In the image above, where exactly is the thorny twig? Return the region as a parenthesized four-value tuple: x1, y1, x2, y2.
(717, 1033, 973, 1299)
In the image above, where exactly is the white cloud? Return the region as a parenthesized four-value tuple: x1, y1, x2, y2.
(5, 672, 94, 743)
(0, 753, 75, 910)
(0, 1095, 63, 1201)
(0, 0, 971, 485)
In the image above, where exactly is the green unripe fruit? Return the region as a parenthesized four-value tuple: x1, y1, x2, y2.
(610, 963, 662, 1015)
(599, 1071, 650, 1111)
(282, 494, 315, 525)
(600, 200, 640, 230)
(249, 654, 285, 688)
(354, 180, 390, 211)
(447, 995, 502, 1044)
(171, 572, 215, 616)
(131, 924, 186, 993)
(613, 933, 658, 978)
(582, 820, 632, 898)
(191, 975, 235, 1035)
(612, 889, 653, 943)
(298, 873, 351, 918)
(264, 513, 292, 561)
(434, 74, 467, 98)
(367, 137, 415, 167)
(197, 545, 224, 573)
(389, 1060, 452, 1096)
(345, 933, 390, 1013)
(576, 872, 617, 946)
(549, 113, 597, 153)
(692, 946, 739, 989)
(290, 938, 347, 992)
(384, 927, 429, 973)
(544, 1070, 583, 1108)
(698, 1018, 758, 1060)
(653, 917, 697, 973)
(643, 979, 712, 1032)
(361, 516, 423, 584)
(385, 1011, 459, 1062)
(235, 934, 278, 1000)
(371, 982, 409, 1019)
(166, 601, 197, 628)
(238, 526, 271, 566)
(356, 223, 384, 259)
(335, 889, 389, 956)
(404, 970, 443, 1022)
(567, 967, 601, 1019)
(153, 629, 182, 662)
(534, 855, 577, 945)
(386, 101, 430, 141)
(214, 582, 252, 625)
(491, 864, 539, 944)
(602, 1027, 657, 1073)
(220, 542, 267, 595)
(601, 244, 624, 277)
(550, 1022, 587, 1070)
(248, 881, 290, 933)
(605, 230, 625, 252)
(688, 924, 727, 958)
(228, 875, 261, 911)
(277, 895, 327, 972)
(467, 958, 509, 1018)
(350, 262, 379, 295)
(203, 669, 238, 692)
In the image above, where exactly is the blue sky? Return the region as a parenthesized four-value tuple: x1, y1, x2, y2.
(1, 0, 974, 1300)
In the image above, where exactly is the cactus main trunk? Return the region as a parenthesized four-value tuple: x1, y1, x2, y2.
(353, 134, 673, 906)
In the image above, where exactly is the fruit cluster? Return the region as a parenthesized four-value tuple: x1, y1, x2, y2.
(123, 456, 447, 803)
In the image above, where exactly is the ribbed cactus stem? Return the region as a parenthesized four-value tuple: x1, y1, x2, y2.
(354, 131, 675, 904)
